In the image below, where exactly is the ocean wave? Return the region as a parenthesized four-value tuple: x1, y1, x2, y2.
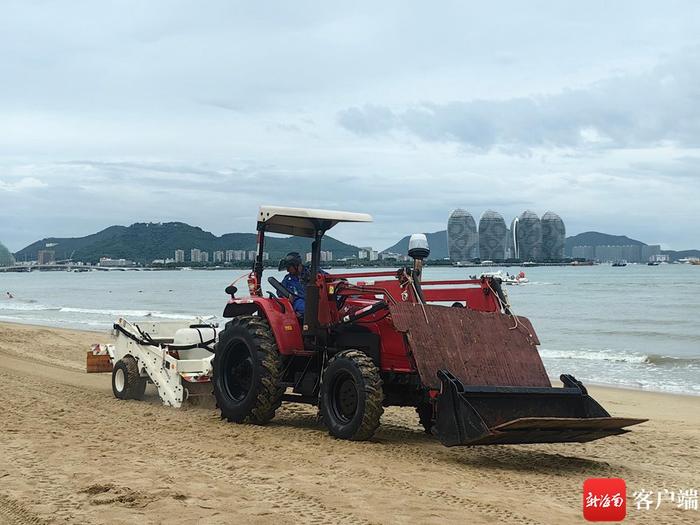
(58, 307, 201, 320)
(0, 302, 60, 312)
(540, 348, 700, 367)
(0, 301, 206, 320)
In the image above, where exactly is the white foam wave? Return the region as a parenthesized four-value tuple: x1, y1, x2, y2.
(540, 348, 650, 364)
(0, 302, 59, 312)
(59, 306, 199, 319)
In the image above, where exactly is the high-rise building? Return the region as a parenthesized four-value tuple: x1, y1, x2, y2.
(572, 245, 595, 260)
(641, 245, 661, 262)
(213, 250, 224, 263)
(515, 210, 542, 261)
(200, 251, 209, 263)
(540, 212, 566, 260)
(174, 249, 185, 263)
(447, 209, 478, 262)
(190, 248, 201, 263)
(478, 210, 507, 261)
(233, 250, 246, 261)
(247, 250, 256, 261)
(37, 250, 55, 265)
(225, 250, 235, 262)
(320, 251, 333, 262)
(509, 218, 519, 259)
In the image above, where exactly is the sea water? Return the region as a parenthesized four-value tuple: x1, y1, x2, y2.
(1, 264, 698, 395)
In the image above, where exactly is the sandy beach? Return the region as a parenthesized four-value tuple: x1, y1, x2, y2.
(0, 321, 698, 525)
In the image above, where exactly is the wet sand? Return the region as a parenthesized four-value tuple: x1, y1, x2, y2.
(0, 321, 698, 524)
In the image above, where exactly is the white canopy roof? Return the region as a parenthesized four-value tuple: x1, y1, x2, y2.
(258, 206, 373, 237)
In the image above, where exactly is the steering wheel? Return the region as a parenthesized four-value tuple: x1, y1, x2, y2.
(267, 276, 300, 300)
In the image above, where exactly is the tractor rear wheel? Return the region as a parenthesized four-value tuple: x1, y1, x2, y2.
(112, 355, 146, 400)
(212, 315, 284, 424)
(320, 349, 384, 441)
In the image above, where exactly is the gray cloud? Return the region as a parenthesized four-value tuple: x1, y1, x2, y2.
(338, 50, 700, 152)
(1, 2, 700, 251)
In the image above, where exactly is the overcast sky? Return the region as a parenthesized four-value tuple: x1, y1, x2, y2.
(1, 1, 699, 252)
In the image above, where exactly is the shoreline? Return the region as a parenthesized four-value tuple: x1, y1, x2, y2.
(1, 319, 697, 398)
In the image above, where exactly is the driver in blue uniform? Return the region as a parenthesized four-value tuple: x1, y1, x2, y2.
(278, 252, 308, 315)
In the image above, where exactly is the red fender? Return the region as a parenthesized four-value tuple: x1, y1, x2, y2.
(223, 297, 306, 355)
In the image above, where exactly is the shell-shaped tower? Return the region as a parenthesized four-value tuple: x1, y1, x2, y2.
(447, 209, 478, 262)
(541, 211, 566, 260)
(515, 210, 542, 261)
(478, 210, 507, 261)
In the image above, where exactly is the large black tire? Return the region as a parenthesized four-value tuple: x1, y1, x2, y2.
(319, 349, 384, 441)
(112, 355, 146, 400)
(416, 401, 434, 434)
(212, 315, 284, 424)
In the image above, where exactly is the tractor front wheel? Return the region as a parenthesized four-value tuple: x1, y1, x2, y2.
(212, 315, 284, 424)
(320, 349, 384, 441)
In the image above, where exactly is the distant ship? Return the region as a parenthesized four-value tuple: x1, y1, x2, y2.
(647, 261, 660, 266)
(612, 260, 628, 267)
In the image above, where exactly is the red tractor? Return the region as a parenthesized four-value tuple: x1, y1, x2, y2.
(212, 206, 645, 446)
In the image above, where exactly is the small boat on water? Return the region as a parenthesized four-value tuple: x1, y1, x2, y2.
(647, 261, 660, 266)
(612, 260, 628, 267)
(480, 271, 529, 285)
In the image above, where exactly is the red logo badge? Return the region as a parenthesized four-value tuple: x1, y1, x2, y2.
(583, 478, 627, 521)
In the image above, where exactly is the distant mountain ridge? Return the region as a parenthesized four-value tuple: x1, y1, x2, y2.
(382, 230, 697, 261)
(15, 222, 361, 264)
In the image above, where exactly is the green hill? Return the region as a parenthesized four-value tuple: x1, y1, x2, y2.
(0, 241, 15, 266)
(564, 231, 645, 256)
(14, 222, 360, 264)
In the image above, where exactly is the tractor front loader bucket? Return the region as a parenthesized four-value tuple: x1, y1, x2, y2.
(434, 371, 646, 446)
(389, 303, 647, 446)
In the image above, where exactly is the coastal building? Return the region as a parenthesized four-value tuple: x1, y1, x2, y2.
(380, 252, 410, 262)
(174, 249, 185, 263)
(213, 251, 224, 263)
(478, 210, 507, 261)
(98, 257, 135, 267)
(509, 218, 519, 260)
(358, 247, 378, 261)
(541, 212, 566, 260)
(37, 250, 55, 265)
(190, 249, 201, 262)
(641, 245, 661, 262)
(200, 251, 209, 263)
(515, 210, 542, 261)
(572, 245, 595, 260)
(320, 251, 333, 262)
(247, 250, 256, 261)
(447, 209, 478, 262)
(594, 245, 641, 263)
